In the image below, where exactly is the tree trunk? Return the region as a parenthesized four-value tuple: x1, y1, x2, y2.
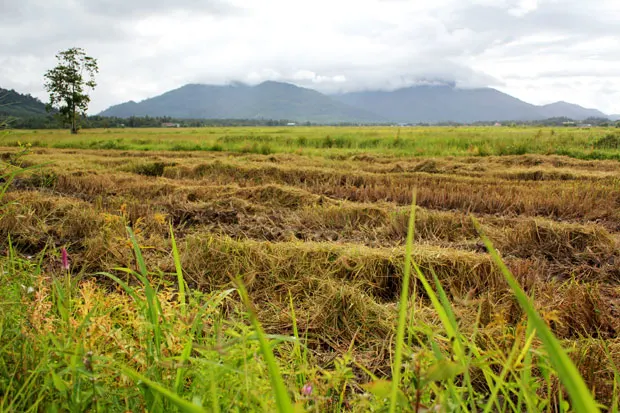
(70, 84, 78, 134)
(71, 104, 77, 134)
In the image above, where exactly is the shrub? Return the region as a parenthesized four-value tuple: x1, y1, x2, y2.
(128, 162, 168, 177)
(593, 133, 620, 149)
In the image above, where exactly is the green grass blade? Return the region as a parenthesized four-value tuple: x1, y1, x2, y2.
(126, 226, 163, 360)
(127, 226, 147, 277)
(169, 223, 187, 318)
(482, 328, 533, 413)
(430, 268, 458, 334)
(389, 190, 416, 413)
(235, 279, 293, 413)
(411, 261, 461, 355)
(288, 290, 306, 388)
(476, 220, 601, 413)
(119, 365, 206, 413)
(98, 272, 145, 311)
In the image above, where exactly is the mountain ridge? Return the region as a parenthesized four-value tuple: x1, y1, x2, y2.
(99, 81, 610, 123)
(0, 87, 48, 117)
(100, 81, 382, 123)
(537, 101, 607, 120)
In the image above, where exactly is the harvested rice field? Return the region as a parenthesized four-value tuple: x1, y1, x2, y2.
(1, 127, 620, 412)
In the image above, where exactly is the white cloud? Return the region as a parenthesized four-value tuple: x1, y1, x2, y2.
(0, 0, 618, 114)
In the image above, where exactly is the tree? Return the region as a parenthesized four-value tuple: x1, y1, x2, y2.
(44, 48, 98, 134)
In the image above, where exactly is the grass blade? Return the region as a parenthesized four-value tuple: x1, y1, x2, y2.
(235, 279, 293, 413)
(476, 219, 601, 413)
(389, 190, 416, 413)
(169, 223, 187, 318)
(119, 365, 205, 413)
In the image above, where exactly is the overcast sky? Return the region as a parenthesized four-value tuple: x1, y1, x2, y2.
(1, 0, 619, 114)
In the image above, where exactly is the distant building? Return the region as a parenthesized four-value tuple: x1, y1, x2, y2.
(162, 122, 180, 128)
(577, 124, 592, 128)
(494, 122, 502, 126)
(287, 122, 297, 126)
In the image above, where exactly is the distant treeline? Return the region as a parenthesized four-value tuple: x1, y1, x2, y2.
(1, 114, 619, 129)
(1, 115, 319, 129)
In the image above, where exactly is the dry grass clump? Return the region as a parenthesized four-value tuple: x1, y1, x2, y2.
(490, 219, 617, 262)
(0, 191, 104, 252)
(178, 234, 505, 304)
(234, 184, 326, 209)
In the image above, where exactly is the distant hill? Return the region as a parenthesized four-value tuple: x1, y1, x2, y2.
(100, 81, 382, 123)
(333, 85, 607, 123)
(609, 114, 620, 121)
(537, 101, 607, 120)
(100, 81, 609, 124)
(0, 87, 47, 117)
(333, 85, 543, 123)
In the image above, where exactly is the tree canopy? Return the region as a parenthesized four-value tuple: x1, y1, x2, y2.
(44, 47, 98, 134)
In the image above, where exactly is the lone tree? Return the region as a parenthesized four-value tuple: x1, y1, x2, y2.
(44, 48, 98, 134)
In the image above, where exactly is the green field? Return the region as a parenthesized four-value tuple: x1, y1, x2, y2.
(1, 126, 619, 412)
(3, 125, 620, 159)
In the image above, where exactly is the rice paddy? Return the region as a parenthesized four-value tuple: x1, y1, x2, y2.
(1, 126, 619, 412)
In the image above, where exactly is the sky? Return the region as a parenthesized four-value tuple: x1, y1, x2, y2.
(1, 0, 619, 114)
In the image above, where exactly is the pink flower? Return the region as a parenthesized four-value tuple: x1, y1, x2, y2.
(301, 383, 313, 396)
(61, 247, 70, 271)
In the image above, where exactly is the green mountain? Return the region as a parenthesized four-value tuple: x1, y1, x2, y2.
(0, 87, 47, 118)
(99, 81, 382, 123)
(333, 84, 607, 123)
(537, 101, 607, 120)
(101, 81, 609, 124)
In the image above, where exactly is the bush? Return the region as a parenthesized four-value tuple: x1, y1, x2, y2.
(593, 133, 620, 149)
(128, 162, 168, 177)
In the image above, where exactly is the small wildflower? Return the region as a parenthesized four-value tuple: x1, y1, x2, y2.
(61, 247, 70, 271)
(301, 383, 313, 396)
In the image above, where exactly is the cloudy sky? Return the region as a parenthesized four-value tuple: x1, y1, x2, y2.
(1, 0, 619, 114)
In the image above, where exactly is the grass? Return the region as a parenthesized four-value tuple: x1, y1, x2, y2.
(2, 126, 620, 160)
(0, 127, 619, 411)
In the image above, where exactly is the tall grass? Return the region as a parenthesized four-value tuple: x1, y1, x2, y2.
(4, 126, 620, 160)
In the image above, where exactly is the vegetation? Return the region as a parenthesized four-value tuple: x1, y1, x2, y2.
(2, 126, 620, 160)
(43, 48, 98, 134)
(0, 88, 48, 119)
(0, 127, 619, 411)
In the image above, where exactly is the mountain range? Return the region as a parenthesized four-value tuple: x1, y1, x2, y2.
(333, 86, 605, 123)
(99, 81, 611, 123)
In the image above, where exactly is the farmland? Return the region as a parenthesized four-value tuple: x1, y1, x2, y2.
(1, 126, 620, 411)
